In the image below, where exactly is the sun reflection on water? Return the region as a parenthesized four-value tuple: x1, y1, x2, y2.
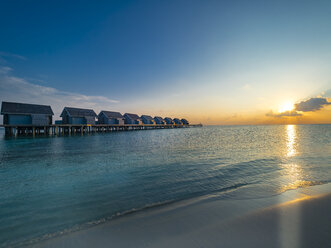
(286, 125, 296, 157)
(280, 125, 316, 194)
(281, 125, 304, 192)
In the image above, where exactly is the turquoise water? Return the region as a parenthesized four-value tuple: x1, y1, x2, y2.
(0, 125, 330, 247)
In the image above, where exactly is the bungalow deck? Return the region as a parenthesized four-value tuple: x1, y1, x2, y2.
(0, 123, 203, 136)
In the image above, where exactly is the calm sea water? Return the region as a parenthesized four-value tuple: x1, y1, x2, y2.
(0, 125, 330, 247)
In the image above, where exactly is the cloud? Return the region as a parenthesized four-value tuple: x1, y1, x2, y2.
(241, 84, 251, 90)
(0, 66, 119, 121)
(266, 96, 331, 118)
(266, 110, 302, 118)
(0, 66, 13, 74)
(0, 51, 26, 61)
(295, 97, 331, 112)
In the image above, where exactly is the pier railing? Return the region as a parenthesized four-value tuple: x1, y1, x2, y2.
(0, 123, 203, 136)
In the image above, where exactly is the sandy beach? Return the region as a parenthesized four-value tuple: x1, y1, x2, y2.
(33, 184, 331, 248)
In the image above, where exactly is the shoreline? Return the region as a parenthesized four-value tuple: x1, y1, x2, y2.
(33, 183, 331, 248)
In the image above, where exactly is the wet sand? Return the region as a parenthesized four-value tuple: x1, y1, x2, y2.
(34, 184, 331, 248)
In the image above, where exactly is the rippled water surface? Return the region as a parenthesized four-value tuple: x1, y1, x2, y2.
(0, 125, 330, 246)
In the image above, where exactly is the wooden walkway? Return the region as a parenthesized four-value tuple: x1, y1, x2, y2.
(0, 124, 203, 136)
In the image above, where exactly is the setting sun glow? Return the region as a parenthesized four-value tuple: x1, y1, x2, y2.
(278, 102, 295, 113)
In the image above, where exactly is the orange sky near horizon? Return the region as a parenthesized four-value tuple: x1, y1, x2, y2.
(184, 109, 331, 126)
(151, 97, 331, 125)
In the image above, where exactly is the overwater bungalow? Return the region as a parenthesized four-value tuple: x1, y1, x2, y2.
(124, 113, 143, 124)
(60, 107, 97, 125)
(141, 115, 155, 125)
(98, 111, 125, 125)
(164, 117, 174, 125)
(1, 101, 53, 125)
(181, 118, 189, 125)
(173, 118, 182, 125)
(154, 116, 166, 125)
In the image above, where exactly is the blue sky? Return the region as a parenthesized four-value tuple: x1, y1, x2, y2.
(1, 0, 331, 124)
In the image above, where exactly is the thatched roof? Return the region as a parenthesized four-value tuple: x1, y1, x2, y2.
(124, 113, 140, 120)
(141, 115, 154, 121)
(61, 107, 97, 117)
(154, 116, 165, 122)
(99, 111, 123, 119)
(1, 101, 54, 115)
(181, 118, 189, 124)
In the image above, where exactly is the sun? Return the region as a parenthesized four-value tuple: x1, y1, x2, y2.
(278, 101, 294, 113)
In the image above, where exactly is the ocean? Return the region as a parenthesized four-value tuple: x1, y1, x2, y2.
(0, 125, 330, 247)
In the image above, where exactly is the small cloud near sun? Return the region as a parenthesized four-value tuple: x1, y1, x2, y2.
(266, 110, 302, 118)
(266, 96, 331, 118)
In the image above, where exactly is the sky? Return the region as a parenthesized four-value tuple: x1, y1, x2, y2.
(0, 0, 331, 125)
